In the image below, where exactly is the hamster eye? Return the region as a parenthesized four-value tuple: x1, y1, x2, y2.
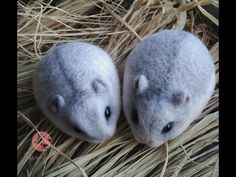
(161, 122, 174, 134)
(132, 109, 139, 125)
(105, 106, 111, 120)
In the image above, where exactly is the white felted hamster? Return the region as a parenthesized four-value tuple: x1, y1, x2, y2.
(123, 29, 215, 147)
(33, 42, 120, 143)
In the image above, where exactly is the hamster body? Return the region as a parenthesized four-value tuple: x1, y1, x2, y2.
(123, 29, 215, 147)
(33, 42, 120, 143)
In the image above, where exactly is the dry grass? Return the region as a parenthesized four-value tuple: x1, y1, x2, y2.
(17, 0, 219, 176)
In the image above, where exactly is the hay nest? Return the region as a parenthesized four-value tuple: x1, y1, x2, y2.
(17, 0, 219, 176)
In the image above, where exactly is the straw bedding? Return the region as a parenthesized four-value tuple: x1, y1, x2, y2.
(17, 0, 219, 176)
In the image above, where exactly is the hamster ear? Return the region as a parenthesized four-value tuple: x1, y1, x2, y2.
(172, 91, 190, 106)
(49, 95, 65, 114)
(91, 79, 107, 94)
(133, 75, 148, 94)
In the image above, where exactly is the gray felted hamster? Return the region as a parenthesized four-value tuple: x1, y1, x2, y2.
(33, 42, 120, 143)
(122, 29, 215, 147)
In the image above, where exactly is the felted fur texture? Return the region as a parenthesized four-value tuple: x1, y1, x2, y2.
(33, 42, 121, 143)
(122, 29, 215, 148)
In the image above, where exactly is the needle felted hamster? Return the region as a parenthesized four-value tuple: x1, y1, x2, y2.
(122, 29, 215, 148)
(33, 42, 120, 143)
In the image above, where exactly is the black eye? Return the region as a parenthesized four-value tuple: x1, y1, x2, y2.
(105, 106, 111, 120)
(161, 122, 174, 134)
(132, 109, 139, 125)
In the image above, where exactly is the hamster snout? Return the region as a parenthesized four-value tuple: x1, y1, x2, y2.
(122, 29, 215, 148)
(136, 136, 153, 146)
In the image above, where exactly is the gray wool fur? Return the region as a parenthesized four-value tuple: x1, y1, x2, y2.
(33, 42, 121, 143)
(122, 29, 215, 148)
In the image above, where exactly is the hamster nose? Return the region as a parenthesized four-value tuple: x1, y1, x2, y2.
(97, 131, 113, 141)
(91, 133, 110, 143)
(138, 137, 153, 146)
